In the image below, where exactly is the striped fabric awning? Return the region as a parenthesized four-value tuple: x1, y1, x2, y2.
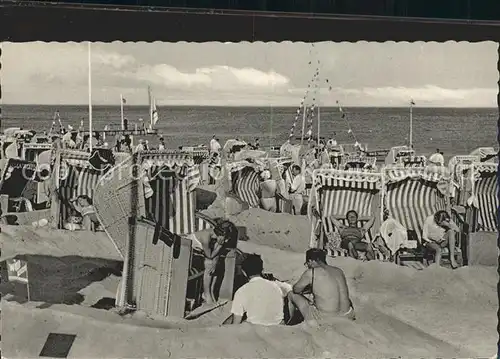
(230, 165, 260, 208)
(471, 165, 498, 232)
(58, 164, 103, 225)
(384, 167, 448, 238)
(472, 163, 497, 178)
(384, 165, 451, 189)
(314, 169, 382, 190)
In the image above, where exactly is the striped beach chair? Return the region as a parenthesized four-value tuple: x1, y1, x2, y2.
(382, 165, 462, 266)
(56, 150, 129, 229)
(140, 151, 202, 235)
(467, 162, 498, 233)
(308, 168, 388, 261)
(226, 160, 261, 208)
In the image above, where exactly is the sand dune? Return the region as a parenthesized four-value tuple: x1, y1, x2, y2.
(1, 207, 497, 358)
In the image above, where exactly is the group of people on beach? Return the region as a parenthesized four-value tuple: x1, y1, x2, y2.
(191, 218, 355, 327)
(259, 164, 305, 215)
(192, 204, 462, 326)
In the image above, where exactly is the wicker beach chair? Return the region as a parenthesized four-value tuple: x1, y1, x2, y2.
(308, 168, 389, 261)
(383, 165, 463, 267)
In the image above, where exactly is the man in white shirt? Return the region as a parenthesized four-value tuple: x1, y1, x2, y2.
(422, 210, 460, 268)
(289, 165, 305, 215)
(224, 254, 288, 326)
(429, 149, 445, 166)
(209, 135, 221, 154)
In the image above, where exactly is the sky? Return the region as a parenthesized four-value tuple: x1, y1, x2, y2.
(1, 41, 497, 107)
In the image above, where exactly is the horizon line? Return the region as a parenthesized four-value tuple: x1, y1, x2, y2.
(2, 104, 498, 109)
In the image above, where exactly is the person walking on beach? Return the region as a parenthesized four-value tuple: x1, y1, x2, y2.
(223, 254, 289, 326)
(422, 210, 460, 268)
(287, 248, 355, 326)
(289, 164, 305, 215)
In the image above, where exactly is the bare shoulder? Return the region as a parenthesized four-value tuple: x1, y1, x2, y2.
(326, 265, 346, 278)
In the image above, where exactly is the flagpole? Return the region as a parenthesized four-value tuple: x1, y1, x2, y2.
(88, 42, 93, 152)
(317, 104, 321, 146)
(120, 94, 125, 130)
(148, 86, 153, 129)
(409, 99, 413, 148)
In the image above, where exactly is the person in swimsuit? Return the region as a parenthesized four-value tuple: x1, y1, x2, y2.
(287, 248, 355, 326)
(193, 219, 239, 304)
(71, 195, 99, 231)
(331, 210, 376, 260)
(259, 170, 277, 212)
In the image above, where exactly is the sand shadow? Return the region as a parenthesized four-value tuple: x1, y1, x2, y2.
(3, 255, 122, 307)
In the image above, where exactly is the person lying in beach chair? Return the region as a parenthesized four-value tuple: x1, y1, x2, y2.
(287, 248, 355, 327)
(223, 254, 290, 326)
(329, 210, 376, 260)
(67, 195, 100, 231)
(189, 219, 239, 305)
(422, 210, 461, 269)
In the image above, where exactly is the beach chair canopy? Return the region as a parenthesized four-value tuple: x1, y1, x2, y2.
(0, 158, 40, 198)
(341, 154, 377, 170)
(57, 149, 113, 227)
(382, 166, 451, 239)
(139, 151, 201, 235)
(223, 139, 247, 153)
(309, 168, 383, 250)
(384, 145, 412, 165)
(226, 159, 265, 208)
(21, 143, 53, 162)
(447, 155, 481, 201)
(469, 147, 498, 162)
(468, 162, 498, 232)
(233, 149, 267, 162)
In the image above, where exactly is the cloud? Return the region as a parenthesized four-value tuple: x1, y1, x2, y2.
(287, 85, 496, 107)
(129, 64, 290, 91)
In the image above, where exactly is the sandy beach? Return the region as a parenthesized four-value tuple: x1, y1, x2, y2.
(1, 204, 497, 358)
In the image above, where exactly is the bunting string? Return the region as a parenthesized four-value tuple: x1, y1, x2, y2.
(287, 71, 318, 143)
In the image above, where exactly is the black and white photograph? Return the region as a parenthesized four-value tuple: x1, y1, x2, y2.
(0, 40, 497, 358)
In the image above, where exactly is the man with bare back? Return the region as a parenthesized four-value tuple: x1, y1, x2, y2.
(287, 248, 355, 326)
(190, 219, 238, 305)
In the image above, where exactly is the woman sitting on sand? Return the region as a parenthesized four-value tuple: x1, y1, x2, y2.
(330, 210, 376, 260)
(259, 170, 277, 213)
(422, 210, 460, 268)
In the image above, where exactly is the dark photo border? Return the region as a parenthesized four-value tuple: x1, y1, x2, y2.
(0, 1, 498, 357)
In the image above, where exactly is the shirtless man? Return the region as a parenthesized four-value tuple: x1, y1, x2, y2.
(192, 219, 238, 304)
(331, 210, 376, 260)
(287, 248, 355, 326)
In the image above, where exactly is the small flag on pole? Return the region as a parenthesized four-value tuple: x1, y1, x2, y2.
(410, 99, 415, 106)
(122, 97, 127, 104)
